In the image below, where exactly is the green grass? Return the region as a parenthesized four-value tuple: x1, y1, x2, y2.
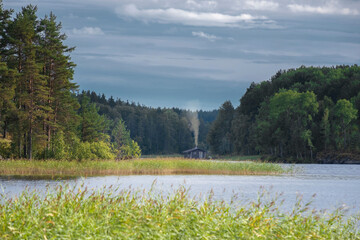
(0, 184, 358, 239)
(0, 158, 285, 178)
(216, 155, 262, 161)
(141, 154, 183, 158)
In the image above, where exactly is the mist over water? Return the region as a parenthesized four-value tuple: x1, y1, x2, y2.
(187, 111, 200, 147)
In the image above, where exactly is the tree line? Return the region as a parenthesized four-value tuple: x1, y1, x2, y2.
(0, 3, 217, 159)
(207, 65, 360, 161)
(79, 90, 217, 155)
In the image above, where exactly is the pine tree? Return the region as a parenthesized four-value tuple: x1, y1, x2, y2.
(0, 0, 13, 55)
(6, 5, 48, 159)
(79, 95, 108, 142)
(0, 60, 16, 138)
(0, 1, 16, 139)
(112, 119, 141, 159)
(38, 13, 78, 152)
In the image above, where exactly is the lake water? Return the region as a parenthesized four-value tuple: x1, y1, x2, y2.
(1, 164, 360, 213)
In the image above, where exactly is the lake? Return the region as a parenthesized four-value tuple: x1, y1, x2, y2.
(1, 164, 360, 213)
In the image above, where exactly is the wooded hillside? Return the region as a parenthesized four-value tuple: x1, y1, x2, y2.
(208, 65, 360, 161)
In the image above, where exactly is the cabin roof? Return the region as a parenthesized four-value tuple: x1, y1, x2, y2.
(182, 147, 206, 153)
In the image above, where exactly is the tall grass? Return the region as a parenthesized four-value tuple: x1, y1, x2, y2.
(216, 155, 261, 161)
(0, 158, 285, 177)
(0, 184, 358, 239)
(141, 154, 183, 158)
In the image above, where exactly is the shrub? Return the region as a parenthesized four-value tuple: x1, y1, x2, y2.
(0, 138, 12, 159)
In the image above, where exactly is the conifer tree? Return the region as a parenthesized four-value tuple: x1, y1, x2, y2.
(0, 60, 16, 138)
(38, 13, 78, 151)
(7, 5, 48, 159)
(79, 95, 109, 142)
(0, 1, 16, 140)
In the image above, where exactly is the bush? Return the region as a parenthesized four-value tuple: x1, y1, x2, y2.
(52, 131, 68, 160)
(90, 141, 115, 160)
(0, 138, 12, 159)
(118, 140, 141, 160)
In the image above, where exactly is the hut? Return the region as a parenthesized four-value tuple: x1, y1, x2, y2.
(182, 147, 207, 159)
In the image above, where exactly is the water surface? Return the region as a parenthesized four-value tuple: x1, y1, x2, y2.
(1, 164, 359, 213)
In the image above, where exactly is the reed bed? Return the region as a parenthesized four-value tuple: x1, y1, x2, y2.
(0, 184, 358, 239)
(215, 155, 262, 161)
(0, 158, 285, 177)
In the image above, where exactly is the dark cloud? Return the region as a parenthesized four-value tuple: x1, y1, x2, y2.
(3, 0, 360, 109)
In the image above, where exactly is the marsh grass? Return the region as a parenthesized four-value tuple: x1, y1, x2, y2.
(216, 155, 261, 161)
(141, 154, 183, 158)
(0, 184, 359, 239)
(0, 158, 285, 178)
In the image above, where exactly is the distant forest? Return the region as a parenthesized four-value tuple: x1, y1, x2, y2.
(208, 65, 360, 161)
(79, 90, 217, 155)
(0, 4, 216, 160)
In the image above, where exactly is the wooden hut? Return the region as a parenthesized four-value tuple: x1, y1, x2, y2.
(182, 147, 207, 159)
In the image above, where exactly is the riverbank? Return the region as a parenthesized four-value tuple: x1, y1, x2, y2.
(0, 184, 358, 239)
(0, 158, 285, 178)
(254, 152, 360, 164)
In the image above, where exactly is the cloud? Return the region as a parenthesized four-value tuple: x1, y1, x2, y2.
(192, 31, 220, 41)
(185, 0, 218, 11)
(244, 1, 279, 11)
(116, 4, 275, 28)
(288, 3, 359, 15)
(72, 27, 104, 35)
(86, 16, 97, 21)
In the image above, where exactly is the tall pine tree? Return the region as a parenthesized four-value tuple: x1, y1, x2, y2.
(6, 5, 48, 159)
(38, 13, 78, 152)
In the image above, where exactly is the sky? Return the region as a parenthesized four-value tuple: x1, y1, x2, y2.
(3, 0, 360, 110)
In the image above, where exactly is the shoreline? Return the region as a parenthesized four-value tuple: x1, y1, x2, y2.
(0, 158, 285, 178)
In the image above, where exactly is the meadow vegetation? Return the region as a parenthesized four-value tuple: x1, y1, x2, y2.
(0, 158, 285, 178)
(0, 184, 358, 239)
(215, 155, 261, 161)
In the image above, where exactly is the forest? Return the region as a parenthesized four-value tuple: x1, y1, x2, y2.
(78, 90, 217, 155)
(1, 3, 360, 162)
(208, 65, 360, 161)
(0, 4, 216, 160)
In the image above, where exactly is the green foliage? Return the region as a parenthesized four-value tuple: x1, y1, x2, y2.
(0, 184, 358, 239)
(212, 65, 360, 160)
(253, 90, 319, 159)
(331, 99, 358, 150)
(90, 140, 115, 160)
(0, 138, 12, 158)
(80, 91, 217, 155)
(112, 119, 141, 159)
(66, 135, 115, 161)
(0, 60, 16, 139)
(207, 101, 234, 155)
(321, 108, 331, 150)
(0, 4, 79, 159)
(0, 3, 141, 161)
(79, 95, 109, 142)
(51, 130, 67, 160)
